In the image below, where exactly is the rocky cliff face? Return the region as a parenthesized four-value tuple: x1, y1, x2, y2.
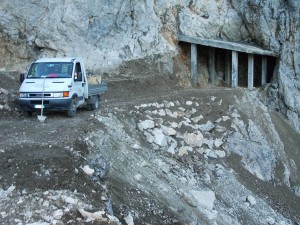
(0, 0, 177, 74)
(0, 0, 299, 129)
(230, 0, 300, 132)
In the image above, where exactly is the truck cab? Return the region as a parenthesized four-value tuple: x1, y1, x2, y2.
(19, 57, 106, 117)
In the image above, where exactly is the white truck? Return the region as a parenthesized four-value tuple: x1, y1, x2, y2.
(18, 57, 107, 117)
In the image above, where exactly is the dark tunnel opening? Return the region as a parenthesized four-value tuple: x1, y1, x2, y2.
(178, 41, 276, 88)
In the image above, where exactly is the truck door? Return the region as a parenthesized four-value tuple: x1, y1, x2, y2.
(73, 62, 84, 105)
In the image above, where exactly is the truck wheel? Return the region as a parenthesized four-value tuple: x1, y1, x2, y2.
(67, 97, 77, 117)
(91, 96, 100, 110)
(87, 96, 100, 111)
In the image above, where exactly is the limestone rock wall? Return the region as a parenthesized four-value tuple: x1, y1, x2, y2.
(0, 0, 173, 73)
(230, 0, 300, 130)
(0, 0, 246, 72)
(0, 0, 299, 130)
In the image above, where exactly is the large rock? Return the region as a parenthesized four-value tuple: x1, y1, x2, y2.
(198, 121, 215, 132)
(144, 131, 154, 143)
(189, 190, 216, 210)
(138, 120, 155, 130)
(151, 128, 168, 147)
(183, 132, 204, 147)
(178, 146, 193, 156)
(161, 125, 177, 136)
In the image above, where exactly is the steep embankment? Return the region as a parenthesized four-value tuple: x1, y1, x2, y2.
(96, 82, 300, 224)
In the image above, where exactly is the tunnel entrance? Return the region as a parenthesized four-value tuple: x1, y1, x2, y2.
(178, 35, 277, 89)
(237, 53, 276, 88)
(253, 55, 276, 86)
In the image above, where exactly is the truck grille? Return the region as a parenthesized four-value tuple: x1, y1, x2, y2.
(30, 100, 49, 105)
(29, 93, 52, 97)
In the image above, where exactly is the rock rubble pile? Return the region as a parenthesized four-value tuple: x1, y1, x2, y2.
(134, 98, 228, 160)
(0, 187, 120, 225)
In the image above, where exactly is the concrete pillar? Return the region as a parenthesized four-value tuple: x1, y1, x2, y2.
(231, 51, 238, 87)
(225, 51, 231, 85)
(209, 47, 215, 85)
(191, 43, 197, 85)
(248, 54, 254, 90)
(261, 56, 267, 85)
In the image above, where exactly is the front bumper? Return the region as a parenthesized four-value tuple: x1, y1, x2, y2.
(19, 98, 72, 111)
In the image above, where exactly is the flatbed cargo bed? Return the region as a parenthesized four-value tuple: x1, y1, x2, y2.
(88, 83, 108, 96)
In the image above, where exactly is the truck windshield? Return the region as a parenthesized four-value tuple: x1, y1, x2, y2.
(27, 62, 74, 78)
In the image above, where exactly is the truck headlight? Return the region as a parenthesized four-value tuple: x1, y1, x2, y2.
(53, 92, 64, 98)
(53, 92, 69, 98)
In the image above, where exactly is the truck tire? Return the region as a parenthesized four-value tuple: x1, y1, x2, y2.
(87, 96, 100, 111)
(67, 97, 77, 117)
(91, 96, 100, 110)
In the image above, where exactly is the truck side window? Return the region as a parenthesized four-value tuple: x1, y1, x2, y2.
(74, 63, 82, 81)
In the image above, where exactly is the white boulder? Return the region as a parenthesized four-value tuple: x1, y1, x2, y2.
(152, 128, 168, 147)
(178, 146, 193, 156)
(198, 121, 215, 132)
(215, 150, 226, 158)
(158, 109, 166, 116)
(144, 131, 154, 143)
(53, 209, 63, 220)
(246, 195, 257, 206)
(214, 139, 224, 148)
(81, 165, 94, 176)
(189, 190, 216, 210)
(183, 132, 204, 147)
(222, 116, 230, 121)
(161, 125, 177, 136)
(124, 213, 134, 225)
(186, 101, 193, 105)
(138, 120, 155, 130)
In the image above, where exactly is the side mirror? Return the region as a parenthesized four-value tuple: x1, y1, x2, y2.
(20, 73, 25, 83)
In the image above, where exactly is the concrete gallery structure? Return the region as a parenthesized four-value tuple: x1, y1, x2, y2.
(178, 35, 276, 89)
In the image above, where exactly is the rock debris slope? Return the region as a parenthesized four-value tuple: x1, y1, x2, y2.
(0, 71, 300, 224)
(79, 89, 299, 224)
